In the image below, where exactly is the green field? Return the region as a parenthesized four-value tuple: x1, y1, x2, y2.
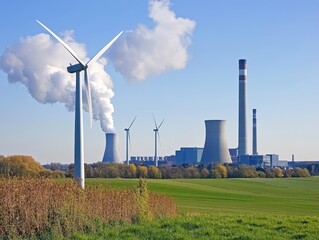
(87, 177, 319, 216)
(66, 177, 319, 239)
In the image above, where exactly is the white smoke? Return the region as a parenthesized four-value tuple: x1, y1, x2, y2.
(109, 0, 196, 81)
(0, 32, 115, 133)
(0, 0, 195, 133)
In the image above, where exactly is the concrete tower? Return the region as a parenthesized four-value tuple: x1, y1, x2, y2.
(102, 133, 120, 163)
(201, 120, 232, 164)
(238, 59, 248, 157)
(252, 109, 258, 155)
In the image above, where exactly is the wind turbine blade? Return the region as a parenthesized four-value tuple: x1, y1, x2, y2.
(36, 20, 86, 67)
(158, 119, 164, 129)
(84, 69, 93, 127)
(152, 114, 158, 129)
(87, 31, 123, 66)
(128, 116, 137, 130)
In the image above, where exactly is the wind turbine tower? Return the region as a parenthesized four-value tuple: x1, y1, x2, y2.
(124, 116, 137, 165)
(37, 20, 123, 188)
(153, 116, 164, 167)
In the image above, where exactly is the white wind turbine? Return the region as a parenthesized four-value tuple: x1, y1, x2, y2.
(124, 116, 137, 165)
(153, 115, 164, 167)
(37, 20, 123, 189)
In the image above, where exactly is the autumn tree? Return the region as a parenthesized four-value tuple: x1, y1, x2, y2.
(292, 167, 311, 177)
(216, 164, 228, 178)
(0, 155, 48, 177)
(274, 168, 284, 178)
(137, 166, 148, 178)
(125, 164, 137, 178)
(148, 166, 162, 179)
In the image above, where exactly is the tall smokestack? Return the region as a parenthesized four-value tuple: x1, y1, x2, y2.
(102, 133, 120, 163)
(238, 59, 248, 157)
(252, 109, 258, 155)
(201, 120, 232, 164)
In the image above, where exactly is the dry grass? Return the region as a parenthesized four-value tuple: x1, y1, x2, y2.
(0, 178, 177, 239)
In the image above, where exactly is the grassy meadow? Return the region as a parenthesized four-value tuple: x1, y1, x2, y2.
(87, 177, 319, 216)
(69, 177, 319, 240)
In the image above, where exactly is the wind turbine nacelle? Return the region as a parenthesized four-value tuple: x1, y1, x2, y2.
(67, 63, 87, 73)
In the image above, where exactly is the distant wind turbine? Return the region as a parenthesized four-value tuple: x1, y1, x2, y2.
(153, 115, 164, 167)
(37, 20, 123, 189)
(124, 116, 137, 165)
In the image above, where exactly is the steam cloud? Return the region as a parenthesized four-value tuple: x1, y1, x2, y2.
(0, 33, 115, 133)
(109, 0, 196, 81)
(0, 0, 195, 132)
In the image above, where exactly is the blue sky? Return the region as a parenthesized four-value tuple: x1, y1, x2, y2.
(1, 0, 319, 164)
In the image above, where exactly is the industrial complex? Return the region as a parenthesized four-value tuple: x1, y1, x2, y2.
(102, 59, 308, 168)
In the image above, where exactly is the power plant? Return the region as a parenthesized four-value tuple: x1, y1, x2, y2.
(102, 133, 120, 163)
(103, 58, 287, 168)
(201, 120, 232, 164)
(238, 59, 248, 158)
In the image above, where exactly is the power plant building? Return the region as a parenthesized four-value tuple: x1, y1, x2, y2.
(175, 147, 203, 165)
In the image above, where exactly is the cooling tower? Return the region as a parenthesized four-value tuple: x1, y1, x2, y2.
(201, 120, 232, 164)
(102, 133, 120, 163)
(238, 59, 248, 156)
(252, 109, 258, 155)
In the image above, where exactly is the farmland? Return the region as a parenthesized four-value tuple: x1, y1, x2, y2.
(87, 177, 319, 216)
(70, 177, 319, 239)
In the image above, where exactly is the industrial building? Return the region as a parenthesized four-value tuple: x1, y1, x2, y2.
(175, 147, 203, 165)
(129, 155, 174, 166)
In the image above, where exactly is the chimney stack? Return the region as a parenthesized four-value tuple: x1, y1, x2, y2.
(102, 133, 120, 163)
(238, 59, 248, 157)
(252, 109, 258, 155)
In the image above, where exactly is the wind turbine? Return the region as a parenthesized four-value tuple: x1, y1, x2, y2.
(124, 116, 137, 165)
(37, 20, 123, 189)
(153, 116, 164, 167)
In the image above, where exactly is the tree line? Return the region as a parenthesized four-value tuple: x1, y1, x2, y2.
(0, 155, 314, 179)
(68, 162, 312, 179)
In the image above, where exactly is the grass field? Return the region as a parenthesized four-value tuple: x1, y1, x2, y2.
(87, 177, 319, 216)
(62, 177, 319, 239)
(69, 214, 319, 240)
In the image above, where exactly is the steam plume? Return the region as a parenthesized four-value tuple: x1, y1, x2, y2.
(0, 32, 115, 133)
(109, 0, 196, 81)
(0, 0, 196, 132)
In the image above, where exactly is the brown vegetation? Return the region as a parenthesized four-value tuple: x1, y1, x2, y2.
(0, 178, 177, 239)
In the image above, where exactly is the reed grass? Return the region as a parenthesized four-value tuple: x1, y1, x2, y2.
(0, 178, 176, 239)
